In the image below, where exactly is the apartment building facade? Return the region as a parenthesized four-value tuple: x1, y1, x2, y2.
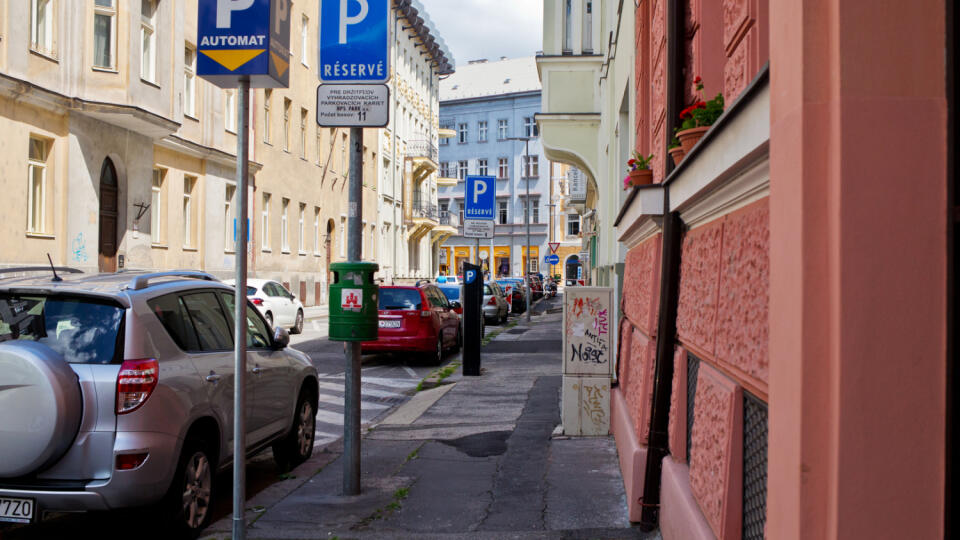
(540, 1, 953, 538)
(437, 57, 551, 278)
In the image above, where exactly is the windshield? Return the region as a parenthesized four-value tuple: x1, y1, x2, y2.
(378, 289, 422, 310)
(0, 294, 124, 364)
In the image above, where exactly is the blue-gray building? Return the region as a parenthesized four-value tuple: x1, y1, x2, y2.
(438, 57, 550, 277)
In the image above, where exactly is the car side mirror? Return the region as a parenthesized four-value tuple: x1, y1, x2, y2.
(450, 301, 462, 310)
(273, 327, 290, 349)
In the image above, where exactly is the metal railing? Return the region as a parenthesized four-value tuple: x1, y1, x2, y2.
(405, 139, 439, 163)
(438, 211, 458, 227)
(412, 200, 438, 221)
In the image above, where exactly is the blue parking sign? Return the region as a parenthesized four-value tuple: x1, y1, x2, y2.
(319, 0, 390, 83)
(465, 176, 495, 221)
(197, 0, 291, 88)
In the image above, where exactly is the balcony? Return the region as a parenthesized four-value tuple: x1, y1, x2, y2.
(432, 211, 458, 245)
(407, 199, 439, 242)
(405, 139, 439, 164)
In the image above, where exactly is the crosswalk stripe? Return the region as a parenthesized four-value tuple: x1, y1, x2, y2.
(316, 393, 390, 409)
(316, 381, 401, 399)
(352, 376, 419, 388)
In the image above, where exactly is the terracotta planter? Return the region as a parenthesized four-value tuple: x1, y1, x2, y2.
(668, 145, 686, 166)
(676, 126, 710, 154)
(627, 168, 653, 187)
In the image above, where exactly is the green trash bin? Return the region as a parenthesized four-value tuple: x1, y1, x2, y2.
(328, 262, 380, 341)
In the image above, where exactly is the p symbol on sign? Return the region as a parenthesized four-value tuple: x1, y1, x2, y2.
(466, 270, 477, 284)
(472, 178, 487, 204)
(340, 0, 370, 44)
(216, 0, 255, 28)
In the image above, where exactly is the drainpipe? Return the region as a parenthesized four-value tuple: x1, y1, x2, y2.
(639, 0, 685, 530)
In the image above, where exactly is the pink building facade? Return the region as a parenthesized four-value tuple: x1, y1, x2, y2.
(611, 0, 953, 538)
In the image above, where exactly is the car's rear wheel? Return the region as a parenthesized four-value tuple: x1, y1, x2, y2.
(273, 389, 317, 471)
(164, 439, 214, 538)
(426, 335, 443, 365)
(291, 309, 304, 334)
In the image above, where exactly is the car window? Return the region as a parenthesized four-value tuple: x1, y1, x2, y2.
(483, 284, 493, 295)
(181, 292, 233, 351)
(438, 286, 460, 301)
(378, 289, 422, 310)
(426, 287, 448, 308)
(262, 282, 278, 296)
(148, 293, 202, 351)
(279, 284, 293, 299)
(218, 292, 272, 349)
(246, 286, 257, 296)
(0, 294, 125, 364)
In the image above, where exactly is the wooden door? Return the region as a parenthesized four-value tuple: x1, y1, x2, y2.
(98, 158, 119, 273)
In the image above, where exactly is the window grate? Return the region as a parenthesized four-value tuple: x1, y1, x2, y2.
(742, 392, 768, 540)
(686, 353, 700, 460)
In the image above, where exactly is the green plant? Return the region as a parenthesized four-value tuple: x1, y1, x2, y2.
(627, 150, 654, 172)
(668, 135, 681, 149)
(679, 76, 724, 129)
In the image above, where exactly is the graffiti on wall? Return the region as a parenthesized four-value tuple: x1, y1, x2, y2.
(564, 288, 614, 376)
(71, 233, 89, 263)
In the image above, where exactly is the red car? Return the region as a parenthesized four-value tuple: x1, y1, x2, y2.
(362, 285, 462, 364)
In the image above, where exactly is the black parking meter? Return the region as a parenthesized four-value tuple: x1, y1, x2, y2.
(462, 263, 483, 376)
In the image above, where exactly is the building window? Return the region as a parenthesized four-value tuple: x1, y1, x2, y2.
(567, 213, 580, 236)
(298, 203, 306, 253)
(458, 206, 464, 226)
(184, 45, 197, 117)
(498, 201, 508, 225)
(27, 137, 50, 234)
(583, 0, 594, 53)
(151, 168, 164, 243)
(31, 0, 54, 55)
(523, 155, 539, 178)
(224, 184, 236, 251)
(440, 162, 452, 178)
(300, 108, 308, 159)
(263, 89, 272, 143)
(313, 207, 321, 254)
(261, 193, 271, 250)
(478, 121, 488, 142)
(140, 0, 157, 82)
(477, 159, 488, 176)
(524, 117, 539, 137)
(281, 198, 290, 252)
(497, 119, 509, 140)
(283, 98, 292, 151)
(300, 15, 309, 66)
(93, 0, 116, 69)
(531, 198, 540, 223)
(458, 123, 467, 144)
(439, 123, 451, 146)
(497, 157, 509, 179)
(529, 257, 539, 273)
(458, 160, 468, 180)
(563, 0, 573, 53)
(225, 90, 237, 132)
(183, 176, 196, 248)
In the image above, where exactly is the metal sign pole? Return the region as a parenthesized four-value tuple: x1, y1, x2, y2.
(232, 79, 250, 540)
(524, 138, 531, 321)
(344, 127, 364, 496)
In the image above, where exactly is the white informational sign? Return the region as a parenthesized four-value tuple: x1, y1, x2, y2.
(316, 84, 389, 127)
(463, 219, 494, 239)
(340, 288, 363, 311)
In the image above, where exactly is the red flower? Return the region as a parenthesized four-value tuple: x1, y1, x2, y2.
(694, 76, 702, 84)
(627, 159, 636, 165)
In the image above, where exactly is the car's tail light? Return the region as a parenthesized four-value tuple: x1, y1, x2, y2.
(116, 453, 149, 470)
(252, 298, 264, 306)
(487, 296, 497, 306)
(116, 359, 158, 414)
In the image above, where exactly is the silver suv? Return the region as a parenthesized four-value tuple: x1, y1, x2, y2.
(0, 270, 319, 537)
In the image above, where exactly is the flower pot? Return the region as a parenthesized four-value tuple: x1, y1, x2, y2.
(676, 126, 710, 155)
(627, 168, 653, 187)
(668, 146, 686, 166)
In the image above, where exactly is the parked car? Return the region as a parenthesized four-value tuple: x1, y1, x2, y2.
(0, 270, 319, 536)
(496, 279, 527, 313)
(436, 275, 461, 284)
(526, 275, 544, 300)
(362, 285, 461, 364)
(483, 282, 510, 324)
(224, 278, 304, 334)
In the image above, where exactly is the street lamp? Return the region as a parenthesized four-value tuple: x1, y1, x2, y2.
(507, 136, 533, 322)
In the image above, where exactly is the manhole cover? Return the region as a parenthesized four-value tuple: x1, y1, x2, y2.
(507, 328, 528, 334)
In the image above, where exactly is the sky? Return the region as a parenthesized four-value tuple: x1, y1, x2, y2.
(416, 0, 543, 68)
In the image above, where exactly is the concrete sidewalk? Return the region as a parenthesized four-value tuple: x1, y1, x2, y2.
(202, 297, 648, 539)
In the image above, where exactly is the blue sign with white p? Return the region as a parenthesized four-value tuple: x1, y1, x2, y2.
(465, 270, 478, 284)
(319, 0, 390, 83)
(465, 176, 496, 221)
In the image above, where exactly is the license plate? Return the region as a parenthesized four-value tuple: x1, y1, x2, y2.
(379, 320, 401, 328)
(0, 497, 35, 524)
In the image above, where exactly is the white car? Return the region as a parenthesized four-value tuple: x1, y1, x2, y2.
(225, 278, 305, 334)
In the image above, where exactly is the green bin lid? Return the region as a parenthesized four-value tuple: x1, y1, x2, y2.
(330, 262, 380, 272)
